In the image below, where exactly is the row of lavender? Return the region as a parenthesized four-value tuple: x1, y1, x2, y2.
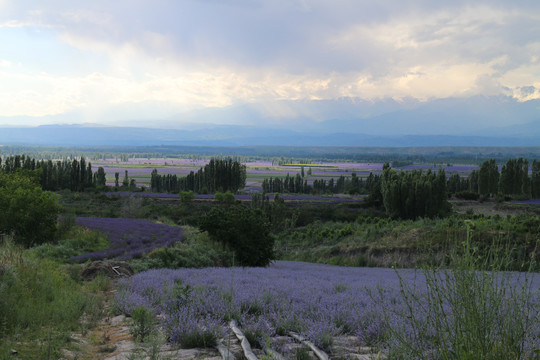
(70, 217, 183, 262)
(98, 163, 477, 177)
(114, 261, 539, 357)
(105, 191, 361, 203)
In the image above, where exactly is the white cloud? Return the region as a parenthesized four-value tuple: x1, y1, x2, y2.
(1, 0, 540, 122)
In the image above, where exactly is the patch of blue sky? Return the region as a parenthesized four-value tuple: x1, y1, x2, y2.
(0, 26, 107, 76)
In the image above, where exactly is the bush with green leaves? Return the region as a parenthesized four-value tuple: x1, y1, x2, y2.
(214, 190, 236, 204)
(130, 306, 156, 342)
(179, 190, 195, 203)
(0, 171, 59, 247)
(199, 205, 275, 267)
(29, 226, 109, 263)
(130, 228, 234, 271)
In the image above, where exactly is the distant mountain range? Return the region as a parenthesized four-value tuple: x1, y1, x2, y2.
(0, 95, 538, 146)
(0, 123, 538, 147)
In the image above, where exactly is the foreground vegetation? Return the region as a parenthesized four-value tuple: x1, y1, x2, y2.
(1, 148, 540, 358)
(0, 237, 108, 359)
(113, 236, 539, 359)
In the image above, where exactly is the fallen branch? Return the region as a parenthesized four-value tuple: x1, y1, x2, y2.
(289, 332, 329, 360)
(229, 320, 258, 360)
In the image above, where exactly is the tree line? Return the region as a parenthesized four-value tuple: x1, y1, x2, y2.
(381, 165, 449, 219)
(0, 154, 106, 191)
(150, 158, 246, 194)
(448, 158, 540, 200)
(262, 172, 381, 195)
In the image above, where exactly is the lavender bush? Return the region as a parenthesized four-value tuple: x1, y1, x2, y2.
(70, 217, 184, 262)
(114, 261, 539, 356)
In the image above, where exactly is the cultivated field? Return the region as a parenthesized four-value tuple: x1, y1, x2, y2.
(91, 157, 481, 190)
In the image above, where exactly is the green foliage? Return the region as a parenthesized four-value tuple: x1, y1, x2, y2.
(126, 333, 172, 360)
(178, 190, 195, 203)
(214, 190, 236, 204)
(130, 228, 234, 271)
(293, 347, 312, 360)
(130, 306, 156, 342)
(275, 215, 539, 270)
(85, 273, 111, 293)
(382, 227, 538, 360)
(478, 158, 499, 197)
(151, 157, 246, 193)
(532, 159, 540, 198)
(29, 226, 109, 263)
(0, 171, 59, 247)
(199, 205, 275, 267)
(454, 190, 480, 200)
(381, 167, 449, 219)
(251, 193, 290, 231)
(120, 195, 146, 218)
(176, 327, 219, 349)
(262, 172, 371, 195)
(499, 157, 531, 198)
(0, 237, 103, 355)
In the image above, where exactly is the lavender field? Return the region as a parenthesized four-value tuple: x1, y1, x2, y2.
(70, 217, 184, 262)
(510, 198, 540, 205)
(106, 191, 362, 203)
(95, 158, 483, 194)
(114, 261, 540, 358)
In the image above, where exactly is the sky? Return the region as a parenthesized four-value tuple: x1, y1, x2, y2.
(0, 0, 540, 131)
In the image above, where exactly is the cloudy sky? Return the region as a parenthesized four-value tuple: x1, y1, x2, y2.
(1, 0, 539, 130)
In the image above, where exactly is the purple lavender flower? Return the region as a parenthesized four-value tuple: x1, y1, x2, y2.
(113, 262, 539, 355)
(70, 217, 184, 262)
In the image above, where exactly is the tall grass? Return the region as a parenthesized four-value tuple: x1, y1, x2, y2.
(275, 214, 539, 270)
(0, 236, 105, 359)
(381, 223, 539, 359)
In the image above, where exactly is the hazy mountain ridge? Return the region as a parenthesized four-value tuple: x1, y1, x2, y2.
(0, 123, 537, 147)
(0, 96, 538, 146)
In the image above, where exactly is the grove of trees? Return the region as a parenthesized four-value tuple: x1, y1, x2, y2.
(381, 165, 449, 219)
(151, 158, 246, 194)
(450, 157, 540, 200)
(0, 155, 107, 191)
(262, 172, 380, 195)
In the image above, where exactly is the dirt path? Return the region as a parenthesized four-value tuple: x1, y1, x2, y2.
(61, 295, 379, 360)
(60, 286, 226, 360)
(63, 311, 378, 360)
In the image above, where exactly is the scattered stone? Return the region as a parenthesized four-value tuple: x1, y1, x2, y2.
(110, 315, 126, 326)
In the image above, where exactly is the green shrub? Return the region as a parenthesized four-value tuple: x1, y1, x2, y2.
(130, 229, 234, 272)
(0, 172, 59, 247)
(130, 306, 156, 342)
(179, 191, 195, 203)
(199, 205, 275, 267)
(455, 190, 480, 200)
(178, 328, 219, 349)
(29, 227, 109, 263)
(214, 191, 236, 204)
